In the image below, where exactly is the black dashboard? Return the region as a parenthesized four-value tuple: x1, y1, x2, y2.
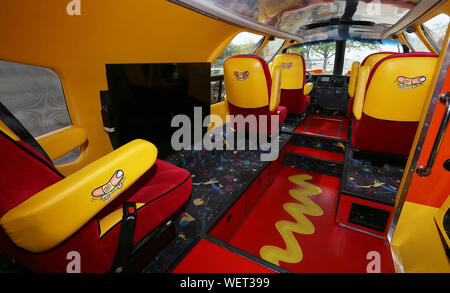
(308, 75, 350, 112)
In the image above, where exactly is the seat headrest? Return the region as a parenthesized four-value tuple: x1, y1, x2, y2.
(224, 55, 272, 109)
(363, 52, 438, 122)
(361, 52, 397, 70)
(271, 53, 306, 90)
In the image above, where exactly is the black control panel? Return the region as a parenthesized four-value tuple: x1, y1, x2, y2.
(309, 75, 350, 112)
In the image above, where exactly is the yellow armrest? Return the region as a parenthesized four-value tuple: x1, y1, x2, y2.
(0, 120, 19, 141)
(353, 65, 369, 120)
(269, 65, 282, 112)
(348, 61, 360, 98)
(0, 139, 157, 253)
(304, 82, 314, 96)
(269, 62, 274, 76)
(36, 126, 88, 161)
(209, 99, 229, 130)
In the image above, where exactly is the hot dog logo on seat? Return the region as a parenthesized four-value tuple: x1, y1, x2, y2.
(92, 170, 125, 201)
(234, 71, 249, 81)
(281, 62, 293, 70)
(396, 76, 426, 89)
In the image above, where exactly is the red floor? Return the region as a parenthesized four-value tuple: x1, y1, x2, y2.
(229, 166, 395, 273)
(286, 143, 345, 162)
(295, 115, 349, 140)
(173, 239, 277, 273)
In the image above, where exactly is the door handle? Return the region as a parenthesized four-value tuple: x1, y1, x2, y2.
(417, 92, 450, 177)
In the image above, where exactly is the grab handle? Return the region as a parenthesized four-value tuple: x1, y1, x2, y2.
(417, 92, 450, 177)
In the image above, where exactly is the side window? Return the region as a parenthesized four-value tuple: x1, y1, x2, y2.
(343, 40, 403, 75)
(0, 61, 79, 164)
(422, 13, 449, 52)
(211, 32, 264, 104)
(403, 31, 431, 52)
(211, 32, 264, 77)
(287, 41, 336, 75)
(258, 37, 286, 62)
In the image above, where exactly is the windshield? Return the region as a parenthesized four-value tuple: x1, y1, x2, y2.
(343, 40, 403, 75)
(287, 41, 336, 75)
(287, 39, 403, 76)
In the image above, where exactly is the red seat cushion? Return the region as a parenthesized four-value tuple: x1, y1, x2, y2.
(347, 97, 354, 118)
(351, 113, 418, 156)
(97, 159, 191, 246)
(227, 103, 286, 135)
(276, 106, 287, 125)
(280, 89, 309, 115)
(0, 131, 191, 273)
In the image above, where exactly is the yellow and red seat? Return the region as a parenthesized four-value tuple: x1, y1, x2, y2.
(351, 52, 438, 156)
(348, 52, 397, 118)
(0, 113, 191, 273)
(271, 53, 313, 115)
(224, 55, 287, 135)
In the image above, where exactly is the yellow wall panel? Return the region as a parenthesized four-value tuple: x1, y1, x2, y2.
(0, 0, 240, 175)
(391, 201, 450, 273)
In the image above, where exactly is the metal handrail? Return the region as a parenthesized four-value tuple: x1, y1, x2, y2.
(417, 92, 450, 177)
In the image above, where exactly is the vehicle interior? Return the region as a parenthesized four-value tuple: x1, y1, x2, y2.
(0, 0, 449, 274)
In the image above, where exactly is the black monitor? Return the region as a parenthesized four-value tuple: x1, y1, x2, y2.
(105, 63, 211, 159)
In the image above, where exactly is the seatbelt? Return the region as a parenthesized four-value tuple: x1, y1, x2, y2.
(111, 202, 138, 273)
(0, 102, 52, 162)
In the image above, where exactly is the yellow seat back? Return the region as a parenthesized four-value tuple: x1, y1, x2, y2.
(224, 56, 271, 109)
(271, 53, 305, 90)
(361, 52, 396, 71)
(351, 53, 395, 99)
(354, 53, 438, 122)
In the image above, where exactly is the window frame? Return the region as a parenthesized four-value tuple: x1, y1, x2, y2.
(211, 31, 266, 74)
(420, 13, 450, 53)
(402, 31, 430, 52)
(250, 35, 266, 55)
(210, 31, 266, 105)
(258, 38, 287, 63)
(0, 60, 80, 165)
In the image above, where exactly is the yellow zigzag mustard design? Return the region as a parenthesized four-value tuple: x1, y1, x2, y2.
(260, 174, 323, 266)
